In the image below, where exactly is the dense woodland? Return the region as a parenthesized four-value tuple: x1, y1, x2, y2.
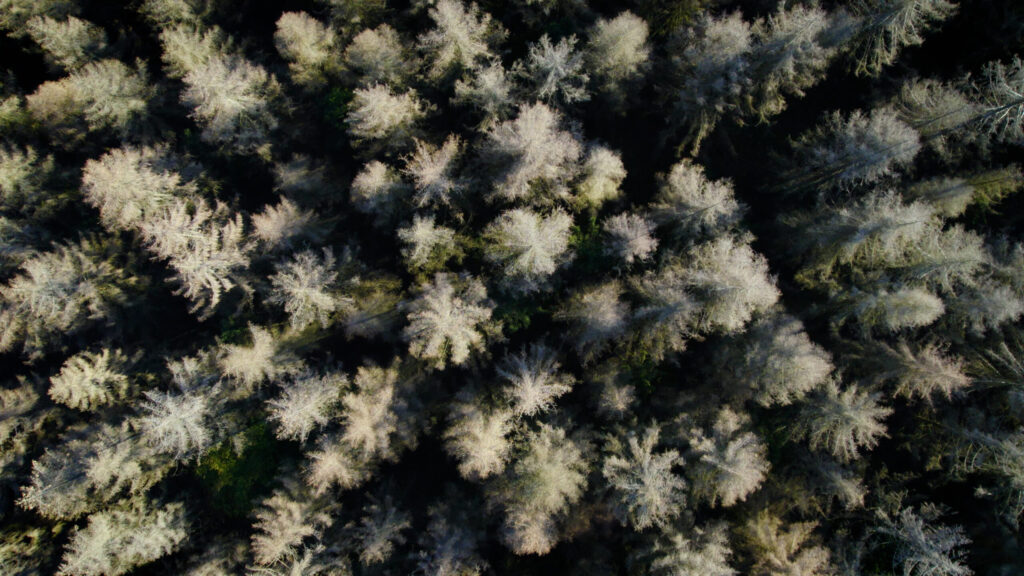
(0, 0, 1023, 574)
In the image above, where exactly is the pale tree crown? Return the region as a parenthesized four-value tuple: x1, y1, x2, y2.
(796, 378, 892, 462)
(180, 54, 281, 151)
(218, 324, 295, 390)
(484, 208, 573, 293)
(851, 0, 958, 77)
(742, 512, 833, 576)
(576, 145, 626, 206)
(651, 158, 743, 240)
(252, 198, 317, 250)
(586, 12, 650, 92)
(269, 249, 349, 331)
(49, 348, 132, 411)
(356, 495, 411, 565)
(268, 369, 347, 443)
(454, 60, 515, 119)
(498, 344, 575, 417)
(139, 197, 252, 319)
(558, 281, 630, 360)
(603, 213, 658, 265)
(274, 11, 339, 89)
(138, 388, 212, 462)
(521, 34, 589, 105)
(57, 498, 188, 576)
(398, 214, 458, 271)
(0, 144, 56, 214)
(497, 423, 588, 555)
(877, 504, 973, 576)
(0, 240, 129, 357)
(346, 84, 424, 148)
(683, 236, 780, 334)
(345, 24, 415, 86)
(27, 15, 108, 71)
(81, 145, 192, 232)
(648, 523, 737, 576)
(602, 425, 686, 531)
(251, 481, 334, 567)
(404, 273, 494, 369)
(404, 135, 465, 208)
(445, 400, 513, 481)
(485, 102, 582, 203)
(688, 407, 769, 507)
(723, 313, 834, 407)
(418, 0, 503, 78)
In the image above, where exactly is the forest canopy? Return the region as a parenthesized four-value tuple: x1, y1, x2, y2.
(1, 0, 1023, 574)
